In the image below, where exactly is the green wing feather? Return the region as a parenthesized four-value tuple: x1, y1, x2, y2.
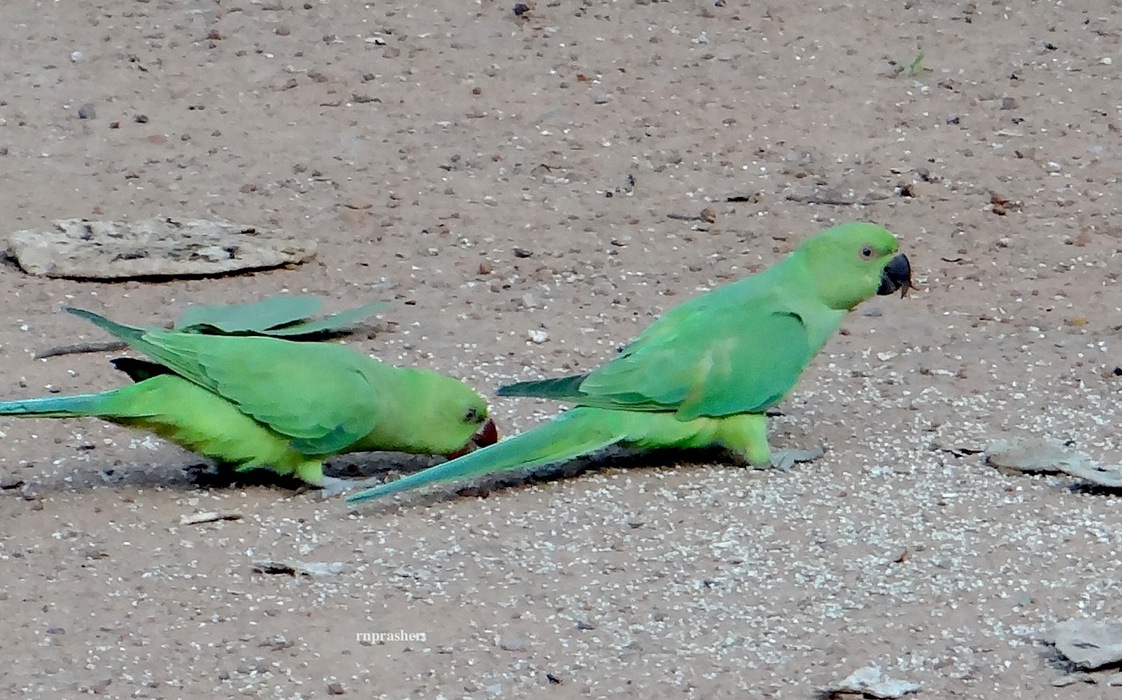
(175, 295, 326, 334)
(67, 308, 382, 455)
(499, 288, 814, 420)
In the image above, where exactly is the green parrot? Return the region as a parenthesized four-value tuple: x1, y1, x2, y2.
(0, 308, 498, 494)
(347, 221, 912, 505)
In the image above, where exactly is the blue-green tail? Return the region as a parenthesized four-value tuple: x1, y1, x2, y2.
(0, 392, 110, 418)
(346, 407, 625, 504)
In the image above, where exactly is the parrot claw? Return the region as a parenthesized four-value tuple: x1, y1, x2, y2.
(318, 476, 386, 499)
(769, 446, 826, 472)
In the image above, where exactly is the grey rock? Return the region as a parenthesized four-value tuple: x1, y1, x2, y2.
(7, 217, 316, 280)
(816, 666, 920, 699)
(984, 437, 1087, 475)
(985, 436, 1122, 487)
(1054, 619, 1122, 670)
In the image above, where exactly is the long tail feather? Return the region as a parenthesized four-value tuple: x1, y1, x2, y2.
(0, 393, 108, 418)
(346, 408, 623, 503)
(496, 374, 588, 400)
(65, 307, 147, 344)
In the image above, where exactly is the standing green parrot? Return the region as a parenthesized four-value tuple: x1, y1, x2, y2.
(0, 308, 498, 494)
(347, 221, 912, 504)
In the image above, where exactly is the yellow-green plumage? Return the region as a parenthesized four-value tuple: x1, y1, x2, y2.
(348, 221, 912, 504)
(0, 308, 494, 488)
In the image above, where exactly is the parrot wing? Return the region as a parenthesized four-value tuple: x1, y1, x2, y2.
(502, 290, 815, 420)
(68, 308, 382, 455)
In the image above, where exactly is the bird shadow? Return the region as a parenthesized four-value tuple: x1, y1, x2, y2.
(12, 451, 451, 498)
(344, 445, 768, 512)
(11, 442, 791, 504)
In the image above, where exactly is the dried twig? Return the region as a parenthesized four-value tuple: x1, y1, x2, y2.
(34, 340, 128, 360)
(786, 191, 892, 206)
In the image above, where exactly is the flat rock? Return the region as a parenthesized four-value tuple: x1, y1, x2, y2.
(984, 437, 1091, 475)
(1054, 619, 1122, 671)
(1061, 461, 1122, 489)
(985, 436, 1122, 487)
(816, 666, 920, 699)
(6, 217, 316, 279)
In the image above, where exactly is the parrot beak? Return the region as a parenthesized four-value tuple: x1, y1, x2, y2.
(877, 253, 913, 297)
(447, 419, 499, 458)
(473, 418, 499, 448)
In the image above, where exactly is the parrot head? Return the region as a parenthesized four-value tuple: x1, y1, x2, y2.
(797, 222, 913, 310)
(446, 394, 499, 458)
(409, 372, 499, 457)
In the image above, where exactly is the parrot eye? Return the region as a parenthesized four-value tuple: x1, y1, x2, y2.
(859, 245, 875, 260)
(464, 406, 483, 423)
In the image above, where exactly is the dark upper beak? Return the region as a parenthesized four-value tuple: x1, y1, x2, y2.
(448, 418, 499, 459)
(877, 253, 913, 297)
(473, 418, 499, 448)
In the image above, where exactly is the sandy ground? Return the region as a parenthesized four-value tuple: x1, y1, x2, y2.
(0, 0, 1120, 697)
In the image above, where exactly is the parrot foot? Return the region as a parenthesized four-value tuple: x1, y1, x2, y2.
(318, 476, 386, 499)
(769, 445, 826, 472)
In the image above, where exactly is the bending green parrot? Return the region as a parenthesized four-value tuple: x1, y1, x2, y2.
(347, 221, 912, 504)
(0, 308, 498, 494)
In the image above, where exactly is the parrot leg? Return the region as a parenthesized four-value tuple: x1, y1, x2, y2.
(769, 445, 826, 472)
(715, 414, 825, 471)
(714, 413, 773, 467)
(293, 460, 327, 487)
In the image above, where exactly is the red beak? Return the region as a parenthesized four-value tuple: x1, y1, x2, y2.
(447, 418, 499, 459)
(474, 418, 499, 448)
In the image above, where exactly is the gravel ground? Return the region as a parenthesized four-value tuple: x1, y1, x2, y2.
(0, 0, 1120, 697)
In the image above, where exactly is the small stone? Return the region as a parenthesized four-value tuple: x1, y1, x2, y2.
(528, 329, 548, 344)
(326, 681, 345, 695)
(77, 102, 96, 119)
(512, 247, 533, 258)
(134, 114, 149, 124)
(499, 637, 527, 651)
(513, 3, 530, 16)
(1053, 673, 1095, 687)
(594, 93, 611, 104)
(275, 25, 291, 36)
(343, 197, 374, 210)
(1000, 96, 1017, 110)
